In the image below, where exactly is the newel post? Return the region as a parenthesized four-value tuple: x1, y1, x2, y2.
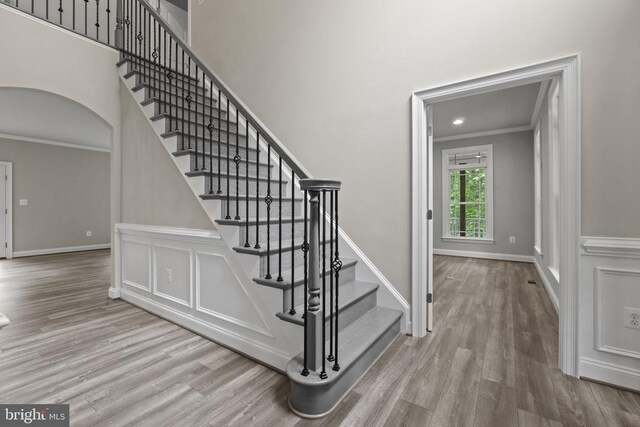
(299, 179, 341, 374)
(114, 0, 124, 49)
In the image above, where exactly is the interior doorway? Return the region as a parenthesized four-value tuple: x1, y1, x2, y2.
(0, 161, 12, 259)
(411, 55, 581, 376)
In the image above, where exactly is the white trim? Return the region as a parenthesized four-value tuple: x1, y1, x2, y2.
(441, 144, 494, 241)
(115, 223, 221, 243)
(0, 132, 110, 153)
(441, 237, 494, 244)
(534, 122, 542, 253)
(337, 227, 412, 331)
(411, 55, 581, 377)
(434, 248, 534, 263)
(433, 125, 533, 143)
(13, 243, 110, 258)
(582, 237, 640, 258)
(533, 257, 560, 313)
(0, 161, 12, 259)
(594, 267, 640, 361)
(580, 357, 640, 392)
(530, 80, 551, 126)
(0, 3, 118, 53)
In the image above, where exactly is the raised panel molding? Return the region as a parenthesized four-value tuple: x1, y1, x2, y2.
(580, 236, 640, 391)
(121, 240, 151, 291)
(112, 223, 292, 370)
(594, 267, 640, 360)
(196, 251, 273, 338)
(153, 244, 193, 308)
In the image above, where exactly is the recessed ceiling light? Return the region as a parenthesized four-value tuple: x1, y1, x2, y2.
(453, 118, 465, 125)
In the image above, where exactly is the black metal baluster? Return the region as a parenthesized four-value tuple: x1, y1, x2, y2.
(254, 133, 260, 249)
(152, 19, 158, 99)
(201, 69, 207, 171)
(187, 58, 192, 149)
(216, 88, 221, 194)
(328, 190, 334, 362)
(46, 0, 49, 20)
(106, 0, 110, 44)
(208, 77, 215, 187)
(234, 110, 240, 220)
(58, 0, 63, 25)
(84, 0, 87, 35)
(95, 0, 100, 40)
(193, 64, 199, 171)
(301, 190, 309, 376)
(225, 97, 230, 218)
(73, 0, 76, 30)
(320, 190, 327, 380)
(265, 145, 272, 279)
(333, 190, 341, 372)
(163, 28, 167, 116)
(244, 118, 250, 247)
(277, 157, 283, 281)
(180, 49, 185, 150)
(31, 0, 34, 14)
(289, 171, 296, 315)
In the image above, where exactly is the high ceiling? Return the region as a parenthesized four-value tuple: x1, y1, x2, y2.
(0, 88, 110, 151)
(433, 82, 542, 140)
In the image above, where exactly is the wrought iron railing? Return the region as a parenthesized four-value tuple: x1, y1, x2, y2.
(2, 0, 117, 46)
(119, 0, 344, 379)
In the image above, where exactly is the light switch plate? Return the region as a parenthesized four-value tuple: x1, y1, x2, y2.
(19, 199, 28, 206)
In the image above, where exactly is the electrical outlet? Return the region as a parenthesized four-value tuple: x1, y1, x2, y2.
(624, 307, 640, 330)
(166, 268, 173, 283)
(19, 199, 28, 206)
(509, 236, 516, 244)
(86, 231, 92, 237)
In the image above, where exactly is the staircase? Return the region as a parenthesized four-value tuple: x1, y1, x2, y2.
(5, 0, 404, 418)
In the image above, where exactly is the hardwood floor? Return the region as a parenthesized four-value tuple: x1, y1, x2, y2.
(0, 251, 638, 426)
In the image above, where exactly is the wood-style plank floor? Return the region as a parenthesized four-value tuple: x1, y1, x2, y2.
(0, 251, 639, 426)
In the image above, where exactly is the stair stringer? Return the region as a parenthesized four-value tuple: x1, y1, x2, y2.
(117, 66, 304, 371)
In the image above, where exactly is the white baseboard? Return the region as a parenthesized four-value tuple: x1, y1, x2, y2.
(533, 258, 560, 313)
(433, 248, 534, 263)
(580, 357, 640, 392)
(13, 244, 111, 258)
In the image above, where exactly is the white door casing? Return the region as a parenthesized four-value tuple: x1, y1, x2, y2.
(0, 162, 12, 259)
(411, 55, 581, 377)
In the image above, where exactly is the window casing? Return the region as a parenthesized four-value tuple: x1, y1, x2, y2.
(534, 124, 542, 254)
(442, 144, 493, 241)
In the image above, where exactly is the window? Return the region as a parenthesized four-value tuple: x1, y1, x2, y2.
(534, 124, 542, 254)
(442, 145, 493, 241)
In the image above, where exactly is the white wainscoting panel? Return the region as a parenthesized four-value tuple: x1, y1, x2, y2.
(580, 236, 640, 391)
(110, 223, 296, 371)
(121, 240, 151, 291)
(153, 245, 192, 308)
(196, 252, 272, 337)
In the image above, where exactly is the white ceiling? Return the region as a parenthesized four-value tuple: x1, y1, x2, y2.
(0, 88, 110, 151)
(433, 82, 542, 139)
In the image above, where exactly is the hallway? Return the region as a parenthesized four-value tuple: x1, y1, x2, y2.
(0, 252, 638, 426)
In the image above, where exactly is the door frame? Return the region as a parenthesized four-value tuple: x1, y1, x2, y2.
(410, 55, 581, 377)
(0, 161, 13, 259)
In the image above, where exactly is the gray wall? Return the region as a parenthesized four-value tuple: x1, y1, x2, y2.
(434, 131, 534, 256)
(0, 137, 110, 252)
(120, 83, 214, 230)
(190, 0, 640, 300)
